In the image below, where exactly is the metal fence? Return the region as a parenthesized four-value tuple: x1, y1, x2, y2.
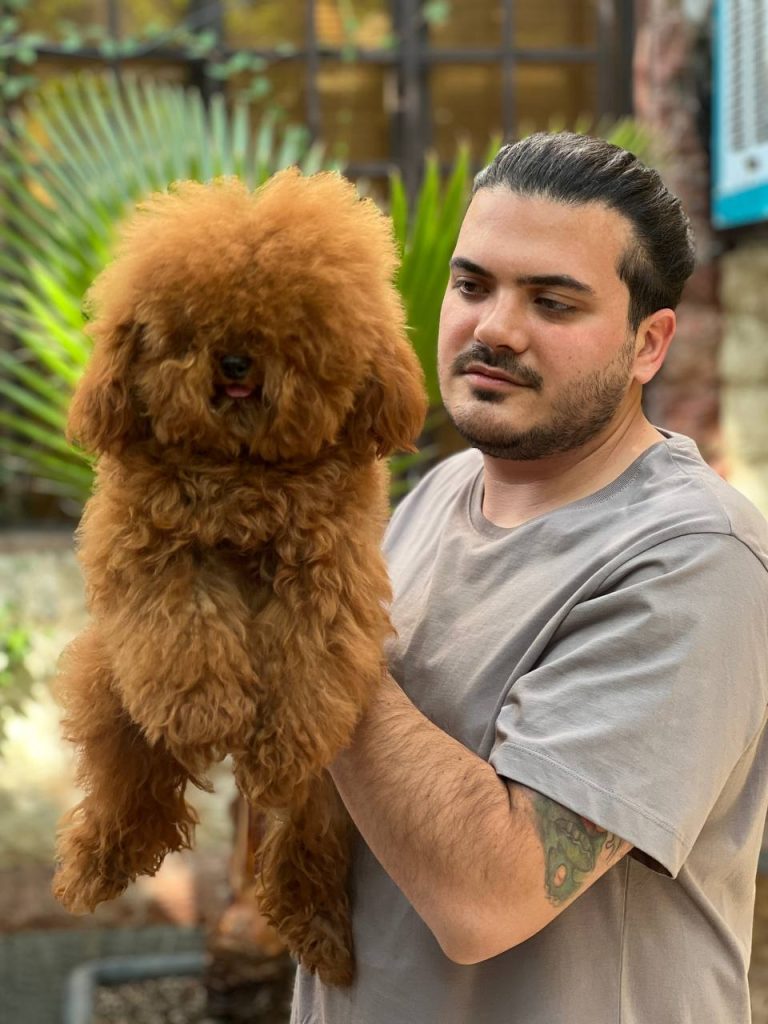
(18, 0, 636, 196)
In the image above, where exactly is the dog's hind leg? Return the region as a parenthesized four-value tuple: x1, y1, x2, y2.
(254, 771, 355, 986)
(52, 626, 199, 914)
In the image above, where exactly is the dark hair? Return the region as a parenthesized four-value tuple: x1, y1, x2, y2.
(472, 132, 696, 331)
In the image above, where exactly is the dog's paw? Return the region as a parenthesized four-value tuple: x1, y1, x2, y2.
(53, 807, 190, 914)
(52, 857, 129, 914)
(298, 913, 355, 987)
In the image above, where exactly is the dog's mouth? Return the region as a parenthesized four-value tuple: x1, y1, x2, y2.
(213, 382, 264, 407)
(225, 384, 257, 399)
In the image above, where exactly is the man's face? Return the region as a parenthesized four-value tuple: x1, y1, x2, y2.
(438, 189, 643, 461)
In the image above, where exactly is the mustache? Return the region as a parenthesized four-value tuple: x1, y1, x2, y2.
(451, 343, 543, 391)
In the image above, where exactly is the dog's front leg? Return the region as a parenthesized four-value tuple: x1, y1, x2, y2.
(233, 546, 390, 809)
(53, 626, 199, 913)
(100, 551, 262, 774)
(230, 529, 393, 985)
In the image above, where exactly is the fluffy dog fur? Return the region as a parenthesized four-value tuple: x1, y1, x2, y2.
(52, 170, 426, 985)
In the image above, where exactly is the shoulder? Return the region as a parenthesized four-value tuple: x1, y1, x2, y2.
(662, 434, 768, 568)
(593, 432, 768, 575)
(385, 448, 481, 548)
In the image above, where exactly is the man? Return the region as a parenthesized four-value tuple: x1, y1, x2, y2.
(292, 132, 768, 1023)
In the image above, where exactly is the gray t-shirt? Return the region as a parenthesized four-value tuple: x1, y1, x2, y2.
(292, 431, 768, 1024)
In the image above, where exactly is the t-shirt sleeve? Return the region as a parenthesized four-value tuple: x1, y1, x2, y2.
(488, 531, 768, 877)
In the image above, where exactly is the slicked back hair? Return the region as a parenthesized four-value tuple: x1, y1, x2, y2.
(472, 132, 696, 331)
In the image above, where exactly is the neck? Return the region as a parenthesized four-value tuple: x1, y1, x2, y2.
(480, 406, 664, 529)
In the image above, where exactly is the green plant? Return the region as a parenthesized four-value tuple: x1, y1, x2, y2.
(389, 142, 496, 409)
(1, 0, 275, 107)
(0, 71, 330, 504)
(0, 603, 33, 742)
(386, 142, 498, 499)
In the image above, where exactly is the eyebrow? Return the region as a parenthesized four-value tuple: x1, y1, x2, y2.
(449, 257, 596, 296)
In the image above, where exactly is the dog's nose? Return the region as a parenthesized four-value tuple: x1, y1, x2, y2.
(220, 355, 252, 380)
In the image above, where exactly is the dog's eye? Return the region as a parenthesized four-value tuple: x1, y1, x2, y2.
(160, 326, 193, 358)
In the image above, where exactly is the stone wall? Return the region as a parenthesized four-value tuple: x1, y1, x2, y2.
(634, 0, 768, 514)
(720, 239, 768, 513)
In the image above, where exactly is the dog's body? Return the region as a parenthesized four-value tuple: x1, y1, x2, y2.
(53, 171, 426, 985)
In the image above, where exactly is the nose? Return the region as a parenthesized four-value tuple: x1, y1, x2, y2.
(474, 294, 529, 353)
(220, 355, 252, 380)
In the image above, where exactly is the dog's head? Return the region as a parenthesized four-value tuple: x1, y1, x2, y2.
(68, 171, 426, 463)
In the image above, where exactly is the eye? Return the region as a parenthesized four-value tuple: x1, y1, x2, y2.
(535, 296, 576, 314)
(161, 325, 194, 358)
(453, 277, 487, 299)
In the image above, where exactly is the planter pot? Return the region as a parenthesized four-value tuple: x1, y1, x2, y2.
(63, 951, 207, 1024)
(0, 925, 206, 1024)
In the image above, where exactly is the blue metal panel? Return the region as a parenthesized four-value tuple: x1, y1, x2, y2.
(712, 0, 768, 228)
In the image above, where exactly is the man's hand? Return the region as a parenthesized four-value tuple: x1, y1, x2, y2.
(330, 672, 631, 964)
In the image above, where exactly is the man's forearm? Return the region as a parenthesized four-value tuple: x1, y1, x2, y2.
(329, 672, 532, 960)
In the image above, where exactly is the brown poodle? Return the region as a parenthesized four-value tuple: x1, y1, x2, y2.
(52, 169, 426, 986)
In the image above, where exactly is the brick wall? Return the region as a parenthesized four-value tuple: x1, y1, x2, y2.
(633, 0, 724, 468)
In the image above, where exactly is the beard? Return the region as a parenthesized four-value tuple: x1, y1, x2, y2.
(442, 336, 636, 461)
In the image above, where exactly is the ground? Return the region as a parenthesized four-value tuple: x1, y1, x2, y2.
(3, 847, 768, 1021)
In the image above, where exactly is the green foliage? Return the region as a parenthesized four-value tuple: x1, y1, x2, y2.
(1, 0, 278, 106)
(0, 604, 33, 743)
(1, 0, 407, 107)
(386, 140, 499, 498)
(389, 140, 500, 407)
(422, 1, 453, 26)
(0, 67, 652, 514)
(0, 72, 330, 504)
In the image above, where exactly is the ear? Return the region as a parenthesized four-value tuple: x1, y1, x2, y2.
(633, 308, 676, 385)
(67, 321, 144, 455)
(346, 327, 428, 458)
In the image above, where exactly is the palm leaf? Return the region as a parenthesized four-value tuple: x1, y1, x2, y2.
(0, 411, 76, 456)
(0, 379, 67, 431)
(390, 147, 474, 408)
(0, 352, 70, 409)
(0, 440, 92, 496)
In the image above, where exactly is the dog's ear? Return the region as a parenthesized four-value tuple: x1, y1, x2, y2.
(67, 321, 144, 455)
(345, 326, 428, 459)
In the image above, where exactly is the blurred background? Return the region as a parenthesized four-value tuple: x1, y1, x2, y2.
(1, 0, 767, 1021)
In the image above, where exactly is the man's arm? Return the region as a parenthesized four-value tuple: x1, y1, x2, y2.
(330, 672, 631, 964)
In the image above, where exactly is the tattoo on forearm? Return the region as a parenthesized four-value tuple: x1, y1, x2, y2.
(530, 794, 625, 905)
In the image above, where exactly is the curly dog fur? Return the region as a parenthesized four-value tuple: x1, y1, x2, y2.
(52, 170, 426, 985)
